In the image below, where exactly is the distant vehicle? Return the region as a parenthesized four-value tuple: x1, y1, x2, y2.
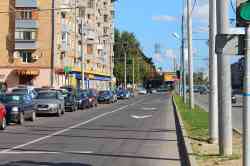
(76, 90, 91, 109)
(138, 87, 147, 95)
(34, 91, 65, 116)
(12, 87, 37, 99)
(98, 90, 116, 103)
(199, 86, 209, 95)
(0, 103, 6, 130)
(87, 89, 98, 107)
(232, 94, 237, 104)
(64, 92, 78, 112)
(157, 85, 170, 92)
(117, 89, 130, 99)
(0, 93, 36, 124)
(193, 86, 201, 93)
(60, 86, 75, 93)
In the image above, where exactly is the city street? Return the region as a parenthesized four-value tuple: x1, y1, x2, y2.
(0, 94, 184, 166)
(194, 94, 243, 131)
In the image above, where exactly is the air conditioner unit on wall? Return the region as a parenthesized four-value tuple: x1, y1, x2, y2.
(13, 51, 20, 59)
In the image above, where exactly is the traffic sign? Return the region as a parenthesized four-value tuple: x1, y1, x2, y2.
(215, 34, 245, 55)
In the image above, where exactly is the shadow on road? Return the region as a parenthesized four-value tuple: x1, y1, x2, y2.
(0, 161, 91, 166)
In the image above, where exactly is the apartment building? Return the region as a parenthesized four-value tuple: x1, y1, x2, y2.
(0, 0, 115, 90)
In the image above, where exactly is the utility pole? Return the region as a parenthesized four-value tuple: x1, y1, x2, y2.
(216, 0, 232, 155)
(181, 15, 187, 104)
(124, 49, 127, 89)
(80, 18, 85, 89)
(50, 0, 56, 87)
(187, 0, 194, 109)
(208, 0, 218, 144)
(244, 24, 250, 166)
(132, 56, 135, 91)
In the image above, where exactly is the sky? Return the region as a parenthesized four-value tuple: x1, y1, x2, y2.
(114, 0, 240, 73)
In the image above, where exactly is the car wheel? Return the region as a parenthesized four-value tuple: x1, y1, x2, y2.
(0, 117, 6, 130)
(18, 112, 24, 125)
(30, 111, 36, 122)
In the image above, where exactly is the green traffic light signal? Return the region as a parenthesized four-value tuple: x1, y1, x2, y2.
(239, 0, 250, 22)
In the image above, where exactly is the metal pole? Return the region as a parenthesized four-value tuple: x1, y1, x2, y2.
(182, 15, 187, 103)
(208, 0, 218, 144)
(187, 0, 194, 109)
(124, 50, 127, 89)
(81, 19, 85, 89)
(50, 0, 56, 87)
(216, 0, 232, 156)
(243, 26, 250, 166)
(133, 56, 135, 91)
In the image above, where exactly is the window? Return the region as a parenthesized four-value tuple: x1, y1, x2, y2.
(15, 30, 36, 41)
(87, 44, 94, 55)
(16, 10, 32, 20)
(20, 51, 33, 63)
(104, 15, 108, 22)
(88, 0, 95, 8)
(103, 27, 108, 35)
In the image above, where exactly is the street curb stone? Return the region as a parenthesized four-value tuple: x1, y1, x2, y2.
(172, 96, 198, 166)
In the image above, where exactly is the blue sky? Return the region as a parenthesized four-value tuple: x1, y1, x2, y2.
(115, 0, 240, 73)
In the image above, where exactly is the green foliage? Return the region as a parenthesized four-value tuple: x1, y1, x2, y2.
(114, 29, 157, 85)
(174, 95, 209, 140)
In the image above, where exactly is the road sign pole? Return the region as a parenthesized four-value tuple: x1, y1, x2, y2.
(243, 25, 250, 166)
(216, 0, 233, 156)
(209, 0, 218, 144)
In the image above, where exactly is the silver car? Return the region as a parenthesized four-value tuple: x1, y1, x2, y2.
(34, 90, 65, 116)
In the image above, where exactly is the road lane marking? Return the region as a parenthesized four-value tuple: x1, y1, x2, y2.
(131, 115, 153, 119)
(0, 98, 145, 153)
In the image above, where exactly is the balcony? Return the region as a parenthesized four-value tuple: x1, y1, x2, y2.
(16, 20, 38, 29)
(15, 41, 37, 50)
(16, 0, 37, 8)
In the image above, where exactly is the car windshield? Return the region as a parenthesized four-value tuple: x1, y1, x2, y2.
(37, 92, 57, 99)
(99, 91, 109, 96)
(76, 91, 88, 98)
(0, 94, 23, 103)
(12, 89, 27, 94)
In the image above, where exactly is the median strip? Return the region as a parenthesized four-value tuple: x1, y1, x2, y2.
(173, 95, 242, 166)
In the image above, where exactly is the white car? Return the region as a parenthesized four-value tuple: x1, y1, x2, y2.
(138, 88, 147, 95)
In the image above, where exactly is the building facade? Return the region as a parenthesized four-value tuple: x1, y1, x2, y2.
(0, 0, 115, 90)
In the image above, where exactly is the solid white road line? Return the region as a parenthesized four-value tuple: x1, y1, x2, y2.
(0, 98, 145, 153)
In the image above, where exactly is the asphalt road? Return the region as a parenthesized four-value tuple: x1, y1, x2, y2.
(0, 94, 184, 166)
(194, 94, 243, 131)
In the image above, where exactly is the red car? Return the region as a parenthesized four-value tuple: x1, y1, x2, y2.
(0, 103, 6, 130)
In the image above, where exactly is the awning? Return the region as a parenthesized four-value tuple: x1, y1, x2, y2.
(16, 69, 40, 76)
(55, 68, 64, 75)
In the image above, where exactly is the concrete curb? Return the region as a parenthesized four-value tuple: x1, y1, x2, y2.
(172, 97, 198, 166)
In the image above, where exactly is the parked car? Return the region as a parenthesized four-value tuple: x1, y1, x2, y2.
(98, 90, 116, 104)
(117, 89, 130, 99)
(0, 103, 6, 130)
(0, 93, 36, 124)
(64, 92, 78, 112)
(11, 87, 37, 99)
(34, 90, 65, 116)
(138, 87, 147, 95)
(76, 90, 91, 109)
(232, 94, 237, 104)
(87, 89, 98, 107)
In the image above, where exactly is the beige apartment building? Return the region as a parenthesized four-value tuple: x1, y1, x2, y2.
(0, 0, 115, 90)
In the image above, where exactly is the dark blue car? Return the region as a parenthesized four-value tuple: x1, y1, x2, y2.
(0, 93, 36, 124)
(76, 90, 91, 109)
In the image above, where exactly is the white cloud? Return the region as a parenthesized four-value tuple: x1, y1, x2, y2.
(152, 15, 177, 22)
(192, 2, 209, 22)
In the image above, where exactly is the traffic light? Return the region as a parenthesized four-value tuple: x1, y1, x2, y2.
(237, 0, 250, 26)
(176, 70, 181, 79)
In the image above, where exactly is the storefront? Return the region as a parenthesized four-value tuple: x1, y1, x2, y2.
(16, 69, 40, 85)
